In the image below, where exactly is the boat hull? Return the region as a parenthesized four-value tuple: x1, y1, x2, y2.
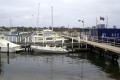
(1, 46, 22, 53)
(0, 39, 22, 53)
(31, 46, 68, 54)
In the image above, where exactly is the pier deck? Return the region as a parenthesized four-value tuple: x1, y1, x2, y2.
(64, 35, 120, 54)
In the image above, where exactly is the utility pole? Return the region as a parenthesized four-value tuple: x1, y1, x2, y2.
(82, 20, 84, 35)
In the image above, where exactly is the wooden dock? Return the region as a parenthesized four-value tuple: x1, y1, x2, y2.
(64, 35, 120, 55)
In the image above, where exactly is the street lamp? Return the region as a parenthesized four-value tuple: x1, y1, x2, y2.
(78, 20, 81, 37)
(78, 20, 84, 37)
(82, 20, 84, 36)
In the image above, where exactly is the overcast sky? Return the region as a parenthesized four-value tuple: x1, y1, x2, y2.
(0, 0, 120, 28)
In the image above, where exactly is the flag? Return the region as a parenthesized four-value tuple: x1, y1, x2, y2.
(78, 20, 81, 22)
(100, 16, 105, 21)
(82, 20, 84, 23)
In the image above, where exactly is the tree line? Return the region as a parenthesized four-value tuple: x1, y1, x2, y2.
(0, 26, 87, 32)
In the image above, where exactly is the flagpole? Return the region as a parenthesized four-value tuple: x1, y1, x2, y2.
(96, 17, 98, 26)
(106, 16, 108, 28)
(82, 20, 84, 35)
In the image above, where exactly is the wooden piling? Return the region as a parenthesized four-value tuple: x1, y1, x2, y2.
(7, 43, 9, 56)
(0, 47, 1, 71)
(28, 45, 31, 52)
(29, 45, 31, 52)
(72, 37, 73, 44)
(7, 54, 9, 64)
(27, 45, 29, 52)
(25, 44, 26, 52)
(86, 37, 88, 48)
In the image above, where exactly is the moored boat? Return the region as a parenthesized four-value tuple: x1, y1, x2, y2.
(31, 45, 68, 54)
(31, 29, 67, 43)
(0, 34, 22, 53)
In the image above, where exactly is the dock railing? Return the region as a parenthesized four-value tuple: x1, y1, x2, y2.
(87, 36, 120, 47)
(62, 32, 120, 47)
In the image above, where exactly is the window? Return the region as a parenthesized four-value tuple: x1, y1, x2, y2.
(111, 33, 113, 36)
(117, 33, 119, 37)
(114, 33, 116, 36)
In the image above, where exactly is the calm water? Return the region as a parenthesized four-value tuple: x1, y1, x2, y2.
(0, 52, 120, 80)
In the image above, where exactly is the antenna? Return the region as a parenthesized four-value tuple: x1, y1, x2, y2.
(51, 6, 53, 31)
(37, 3, 40, 31)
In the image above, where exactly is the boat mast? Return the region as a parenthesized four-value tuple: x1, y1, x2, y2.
(51, 6, 53, 31)
(37, 3, 40, 31)
(10, 18, 12, 27)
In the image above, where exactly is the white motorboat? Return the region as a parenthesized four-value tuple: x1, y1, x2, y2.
(31, 45, 68, 54)
(31, 29, 67, 43)
(0, 34, 22, 53)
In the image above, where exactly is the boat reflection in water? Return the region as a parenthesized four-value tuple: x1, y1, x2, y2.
(0, 52, 119, 80)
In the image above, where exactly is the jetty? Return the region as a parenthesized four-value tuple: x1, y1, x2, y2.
(64, 35, 120, 54)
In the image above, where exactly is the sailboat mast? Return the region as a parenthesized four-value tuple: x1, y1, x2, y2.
(51, 6, 53, 31)
(37, 3, 40, 31)
(10, 18, 12, 27)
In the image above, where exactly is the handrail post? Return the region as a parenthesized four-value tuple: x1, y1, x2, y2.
(92, 36, 93, 42)
(86, 36, 88, 42)
(72, 37, 73, 44)
(114, 38, 116, 46)
(102, 37, 103, 43)
(107, 37, 108, 44)
(78, 36, 80, 43)
(86, 36, 88, 48)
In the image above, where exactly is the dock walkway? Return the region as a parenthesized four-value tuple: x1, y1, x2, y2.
(64, 35, 120, 54)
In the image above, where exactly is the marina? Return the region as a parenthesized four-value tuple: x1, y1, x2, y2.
(0, 29, 120, 60)
(0, 0, 120, 80)
(0, 29, 120, 80)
